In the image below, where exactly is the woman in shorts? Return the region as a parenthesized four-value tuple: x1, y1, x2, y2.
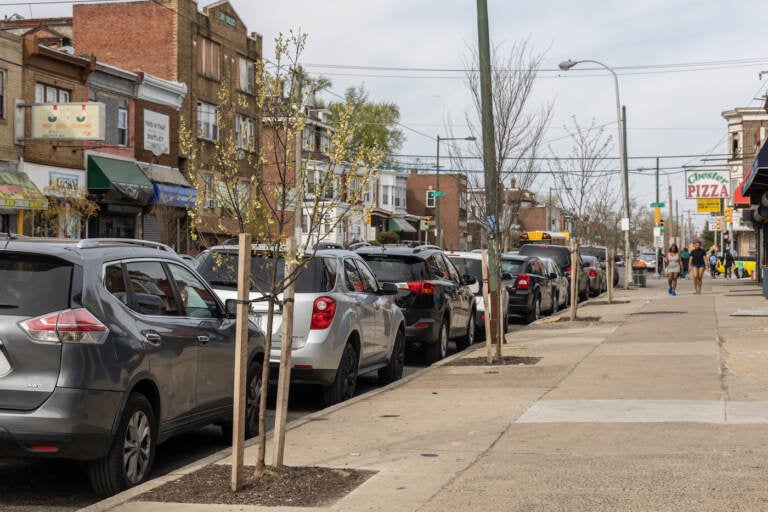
(689, 241, 708, 294)
(664, 244, 682, 295)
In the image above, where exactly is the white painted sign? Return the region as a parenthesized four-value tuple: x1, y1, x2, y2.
(620, 217, 630, 231)
(143, 109, 170, 156)
(685, 170, 730, 199)
(31, 103, 105, 140)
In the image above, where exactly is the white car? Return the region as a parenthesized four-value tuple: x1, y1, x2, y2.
(639, 252, 658, 270)
(445, 251, 510, 339)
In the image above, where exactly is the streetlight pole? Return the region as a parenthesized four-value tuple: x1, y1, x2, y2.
(435, 134, 476, 248)
(559, 58, 631, 289)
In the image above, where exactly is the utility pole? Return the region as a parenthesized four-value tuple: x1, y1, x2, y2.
(476, 0, 501, 359)
(667, 184, 673, 250)
(622, 106, 631, 289)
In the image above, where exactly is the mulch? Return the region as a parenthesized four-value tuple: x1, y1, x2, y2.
(136, 464, 376, 507)
(445, 355, 542, 366)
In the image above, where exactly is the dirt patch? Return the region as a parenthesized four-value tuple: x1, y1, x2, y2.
(446, 355, 542, 366)
(136, 464, 376, 507)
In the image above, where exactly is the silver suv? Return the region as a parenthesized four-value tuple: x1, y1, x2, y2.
(196, 246, 406, 405)
(0, 237, 265, 497)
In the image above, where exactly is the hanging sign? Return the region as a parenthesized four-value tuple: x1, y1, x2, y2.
(685, 170, 730, 199)
(696, 198, 721, 213)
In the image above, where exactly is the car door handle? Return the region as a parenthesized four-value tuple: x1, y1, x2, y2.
(198, 335, 210, 344)
(143, 331, 161, 345)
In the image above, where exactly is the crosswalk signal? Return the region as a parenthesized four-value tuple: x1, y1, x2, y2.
(725, 207, 733, 222)
(659, 218, 665, 231)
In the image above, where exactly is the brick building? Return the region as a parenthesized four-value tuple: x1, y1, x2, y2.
(71, 0, 262, 246)
(406, 170, 467, 250)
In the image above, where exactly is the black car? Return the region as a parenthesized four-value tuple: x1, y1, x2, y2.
(502, 254, 555, 324)
(580, 245, 618, 287)
(355, 245, 477, 363)
(518, 244, 589, 302)
(0, 237, 265, 497)
(539, 256, 569, 312)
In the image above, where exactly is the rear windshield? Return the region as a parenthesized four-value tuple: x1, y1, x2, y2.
(580, 247, 607, 261)
(0, 252, 72, 316)
(448, 257, 482, 279)
(519, 245, 569, 267)
(359, 255, 426, 282)
(196, 251, 336, 294)
(500, 260, 524, 275)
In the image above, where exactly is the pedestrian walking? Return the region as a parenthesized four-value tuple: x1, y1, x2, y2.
(680, 246, 690, 278)
(724, 250, 734, 279)
(657, 249, 664, 279)
(689, 241, 707, 294)
(709, 252, 718, 279)
(664, 244, 682, 295)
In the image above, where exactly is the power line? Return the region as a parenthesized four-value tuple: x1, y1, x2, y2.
(391, 152, 730, 161)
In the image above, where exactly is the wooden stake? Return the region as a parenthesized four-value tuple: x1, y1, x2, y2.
(569, 239, 578, 322)
(231, 233, 252, 492)
(607, 247, 613, 304)
(481, 249, 493, 364)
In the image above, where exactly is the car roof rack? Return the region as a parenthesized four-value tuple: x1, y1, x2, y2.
(413, 244, 441, 253)
(76, 238, 175, 252)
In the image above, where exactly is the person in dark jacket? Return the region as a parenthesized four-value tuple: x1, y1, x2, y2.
(724, 250, 734, 279)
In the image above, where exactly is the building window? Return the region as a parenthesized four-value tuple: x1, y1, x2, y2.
(302, 127, 315, 151)
(382, 185, 390, 206)
(319, 133, 331, 154)
(197, 101, 218, 141)
(235, 114, 254, 150)
(203, 173, 216, 208)
(35, 83, 70, 104)
(117, 107, 128, 146)
(197, 37, 221, 81)
(237, 57, 254, 94)
(394, 186, 405, 208)
(0, 70, 5, 118)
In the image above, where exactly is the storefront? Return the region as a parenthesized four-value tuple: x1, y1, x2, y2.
(86, 154, 153, 239)
(740, 141, 768, 279)
(23, 162, 89, 238)
(142, 164, 197, 252)
(0, 168, 48, 235)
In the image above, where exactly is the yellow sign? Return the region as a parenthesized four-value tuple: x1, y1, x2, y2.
(527, 231, 544, 241)
(697, 198, 720, 213)
(31, 103, 105, 140)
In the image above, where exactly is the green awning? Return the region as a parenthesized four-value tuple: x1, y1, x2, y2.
(87, 155, 153, 205)
(0, 169, 48, 210)
(388, 217, 416, 233)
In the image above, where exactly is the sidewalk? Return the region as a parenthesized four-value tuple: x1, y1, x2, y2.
(81, 274, 768, 512)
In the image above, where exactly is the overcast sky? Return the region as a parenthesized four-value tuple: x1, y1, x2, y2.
(7, 0, 768, 230)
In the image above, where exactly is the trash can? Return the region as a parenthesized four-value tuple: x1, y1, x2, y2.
(763, 267, 768, 298)
(632, 266, 647, 287)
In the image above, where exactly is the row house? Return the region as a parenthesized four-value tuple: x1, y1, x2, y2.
(407, 170, 468, 250)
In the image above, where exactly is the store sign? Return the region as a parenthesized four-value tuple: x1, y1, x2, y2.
(685, 170, 730, 199)
(49, 171, 81, 191)
(31, 103, 105, 140)
(696, 198, 721, 213)
(143, 109, 170, 156)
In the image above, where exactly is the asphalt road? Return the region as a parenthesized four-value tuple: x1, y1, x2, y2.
(0, 365, 422, 512)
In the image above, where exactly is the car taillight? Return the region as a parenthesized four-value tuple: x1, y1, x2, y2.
(404, 281, 436, 295)
(516, 273, 530, 290)
(20, 308, 109, 344)
(310, 296, 336, 330)
(565, 265, 572, 276)
(588, 269, 597, 278)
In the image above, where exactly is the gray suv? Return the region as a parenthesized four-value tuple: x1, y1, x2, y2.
(196, 246, 406, 406)
(0, 237, 265, 497)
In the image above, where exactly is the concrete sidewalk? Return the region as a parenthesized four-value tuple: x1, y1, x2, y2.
(81, 274, 768, 512)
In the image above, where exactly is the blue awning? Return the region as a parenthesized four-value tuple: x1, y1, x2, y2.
(150, 182, 197, 207)
(742, 141, 768, 199)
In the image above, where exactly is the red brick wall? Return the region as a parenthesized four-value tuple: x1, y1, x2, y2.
(73, 1, 176, 80)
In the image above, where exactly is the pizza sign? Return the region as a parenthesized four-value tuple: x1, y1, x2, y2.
(685, 170, 730, 199)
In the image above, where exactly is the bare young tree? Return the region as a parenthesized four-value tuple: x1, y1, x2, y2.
(548, 118, 620, 244)
(38, 182, 99, 238)
(448, 39, 553, 251)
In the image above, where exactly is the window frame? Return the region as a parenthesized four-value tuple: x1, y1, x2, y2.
(237, 56, 254, 94)
(35, 83, 70, 104)
(0, 69, 6, 119)
(198, 36, 221, 81)
(117, 107, 128, 146)
(197, 101, 219, 142)
(235, 114, 254, 150)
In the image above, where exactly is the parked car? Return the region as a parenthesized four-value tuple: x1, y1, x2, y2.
(582, 254, 607, 296)
(355, 245, 476, 363)
(445, 251, 510, 340)
(539, 256, 569, 311)
(178, 253, 198, 268)
(517, 244, 589, 302)
(580, 245, 618, 287)
(639, 252, 657, 271)
(196, 245, 406, 406)
(501, 254, 555, 324)
(0, 237, 266, 497)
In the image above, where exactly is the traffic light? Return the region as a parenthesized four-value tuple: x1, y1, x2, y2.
(659, 218, 665, 231)
(423, 217, 430, 231)
(653, 207, 660, 224)
(725, 207, 733, 222)
(716, 219, 721, 230)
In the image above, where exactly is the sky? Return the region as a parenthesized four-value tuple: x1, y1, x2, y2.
(5, 0, 768, 232)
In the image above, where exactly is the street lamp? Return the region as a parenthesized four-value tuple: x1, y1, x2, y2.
(548, 186, 571, 231)
(559, 59, 631, 289)
(435, 134, 476, 247)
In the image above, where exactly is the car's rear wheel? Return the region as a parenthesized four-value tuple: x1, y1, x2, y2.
(526, 294, 541, 324)
(88, 393, 156, 498)
(220, 359, 262, 444)
(378, 329, 405, 384)
(455, 311, 475, 351)
(425, 319, 449, 364)
(322, 342, 359, 406)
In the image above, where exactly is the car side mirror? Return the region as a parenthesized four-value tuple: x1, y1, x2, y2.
(549, 272, 557, 279)
(462, 274, 478, 286)
(379, 282, 398, 295)
(501, 272, 513, 281)
(224, 298, 239, 318)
